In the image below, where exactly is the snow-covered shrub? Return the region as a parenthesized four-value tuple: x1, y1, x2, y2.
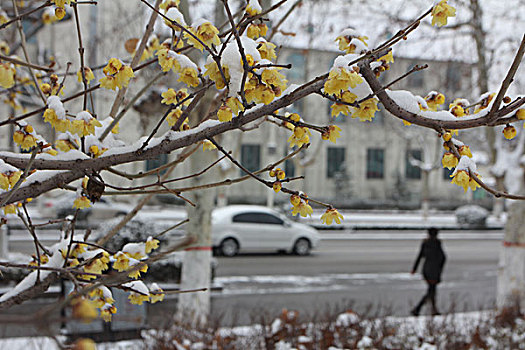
(92, 218, 215, 283)
(455, 205, 489, 228)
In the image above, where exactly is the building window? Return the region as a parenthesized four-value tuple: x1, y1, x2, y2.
(327, 147, 345, 178)
(241, 144, 261, 174)
(405, 149, 422, 179)
(286, 52, 305, 82)
(446, 63, 462, 91)
(443, 167, 454, 180)
(145, 153, 168, 173)
(284, 155, 295, 178)
(366, 148, 384, 179)
(407, 61, 424, 88)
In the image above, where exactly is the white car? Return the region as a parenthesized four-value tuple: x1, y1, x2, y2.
(211, 205, 320, 256)
(39, 192, 132, 221)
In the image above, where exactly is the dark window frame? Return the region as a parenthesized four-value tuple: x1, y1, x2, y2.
(327, 147, 346, 179)
(145, 153, 168, 174)
(405, 149, 422, 180)
(232, 212, 284, 225)
(366, 148, 384, 179)
(240, 144, 261, 175)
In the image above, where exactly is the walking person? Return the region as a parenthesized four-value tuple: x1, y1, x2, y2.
(410, 227, 446, 316)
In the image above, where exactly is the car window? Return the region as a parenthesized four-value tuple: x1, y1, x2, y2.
(232, 212, 284, 225)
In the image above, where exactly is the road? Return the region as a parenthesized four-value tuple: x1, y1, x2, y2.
(147, 235, 500, 327)
(0, 228, 502, 334)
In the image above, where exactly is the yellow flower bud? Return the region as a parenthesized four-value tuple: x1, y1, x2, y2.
(503, 125, 517, 140)
(516, 109, 525, 120)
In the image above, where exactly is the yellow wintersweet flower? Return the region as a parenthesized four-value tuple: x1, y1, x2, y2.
(69, 118, 102, 137)
(3, 204, 16, 215)
(99, 59, 134, 90)
(226, 97, 244, 116)
(160, 0, 180, 11)
(425, 92, 445, 111)
(0, 12, 9, 25)
(261, 69, 287, 92)
(331, 103, 351, 117)
(77, 67, 95, 83)
(451, 169, 470, 192)
(29, 254, 49, 267)
(8, 171, 21, 188)
(56, 139, 77, 152)
(156, 48, 181, 72)
(128, 263, 148, 279)
(431, 0, 456, 27)
(503, 125, 517, 140)
(324, 68, 363, 95)
(320, 208, 344, 225)
(517, 109, 525, 120)
(99, 75, 118, 90)
(184, 22, 221, 51)
(322, 125, 342, 143)
(103, 58, 122, 75)
(150, 291, 165, 304)
(0, 174, 9, 190)
(290, 194, 301, 207)
(82, 259, 106, 281)
(469, 173, 481, 191)
(291, 201, 313, 217)
(129, 292, 150, 305)
(257, 41, 277, 61)
(246, 0, 262, 16)
(145, 237, 160, 254)
(178, 67, 200, 87)
(161, 88, 178, 105)
(246, 84, 275, 105)
(100, 305, 117, 322)
(247, 23, 268, 39)
(288, 126, 311, 148)
(378, 51, 394, 64)
(204, 61, 229, 89)
(73, 338, 96, 350)
(72, 243, 87, 257)
(474, 93, 495, 114)
(442, 152, 458, 169)
(73, 196, 91, 209)
(114, 65, 134, 88)
(458, 145, 472, 158)
(112, 252, 130, 272)
(0, 63, 16, 89)
(202, 140, 216, 151)
(71, 297, 98, 323)
(52, 0, 75, 8)
(17, 133, 37, 151)
(272, 181, 282, 193)
(217, 105, 233, 122)
(352, 98, 379, 122)
(166, 108, 183, 127)
(55, 7, 66, 20)
(335, 34, 368, 54)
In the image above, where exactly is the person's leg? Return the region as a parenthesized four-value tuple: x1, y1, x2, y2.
(429, 284, 440, 315)
(412, 282, 431, 315)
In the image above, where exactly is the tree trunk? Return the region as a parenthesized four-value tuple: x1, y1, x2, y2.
(175, 149, 215, 326)
(421, 170, 430, 222)
(497, 200, 525, 310)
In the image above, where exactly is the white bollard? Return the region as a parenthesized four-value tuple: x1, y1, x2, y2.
(0, 224, 8, 260)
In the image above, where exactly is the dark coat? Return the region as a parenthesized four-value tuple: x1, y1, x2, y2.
(412, 238, 446, 284)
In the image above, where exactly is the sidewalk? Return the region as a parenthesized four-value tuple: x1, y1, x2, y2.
(298, 209, 505, 230)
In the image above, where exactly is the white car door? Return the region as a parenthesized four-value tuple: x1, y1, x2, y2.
(230, 212, 266, 250)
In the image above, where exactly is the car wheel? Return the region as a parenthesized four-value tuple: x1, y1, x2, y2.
(220, 238, 239, 257)
(293, 238, 311, 256)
